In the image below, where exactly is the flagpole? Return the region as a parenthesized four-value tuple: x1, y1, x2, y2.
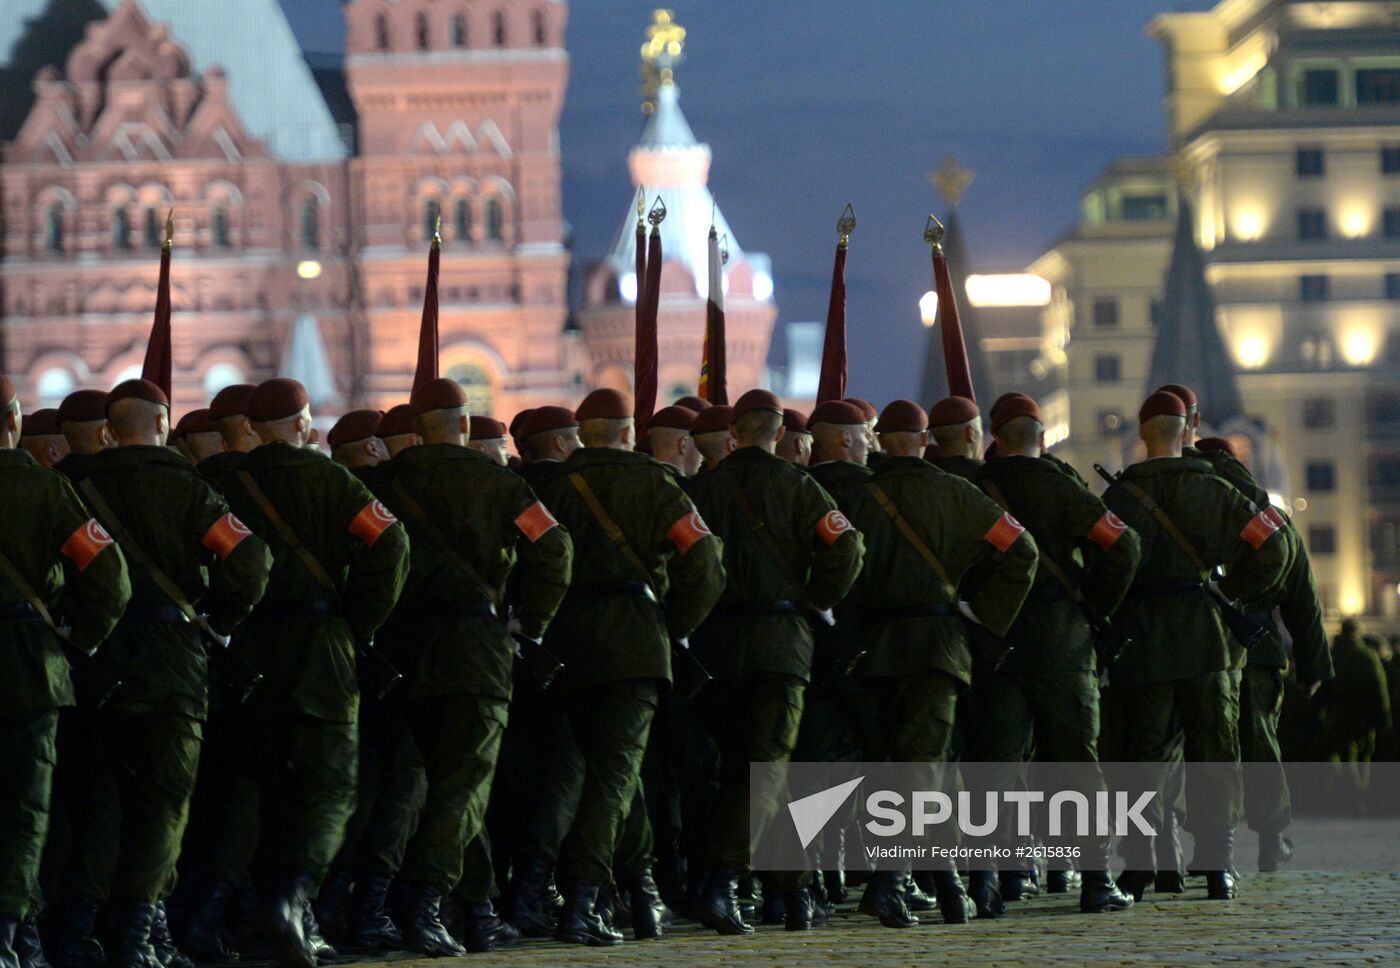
(925, 214, 976, 402)
(815, 203, 855, 404)
(412, 215, 442, 392)
(141, 209, 175, 399)
(635, 197, 666, 425)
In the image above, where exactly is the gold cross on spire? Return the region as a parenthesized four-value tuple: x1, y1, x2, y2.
(928, 155, 975, 208)
(640, 9, 686, 114)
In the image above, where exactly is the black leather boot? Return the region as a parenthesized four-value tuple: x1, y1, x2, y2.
(736, 876, 758, 924)
(149, 903, 194, 968)
(1046, 868, 1079, 894)
(902, 873, 936, 913)
(113, 904, 161, 968)
(1205, 829, 1239, 900)
(269, 872, 317, 968)
(857, 872, 916, 929)
(300, 903, 334, 961)
(931, 870, 973, 925)
(758, 892, 785, 926)
(58, 900, 105, 968)
(1115, 870, 1155, 903)
(968, 870, 1004, 919)
(783, 890, 814, 931)
(1257, 831, 1294, 872)
(1079, 870, 1134, 913)
(695, 870, 752, 936)
(1, 917, 21, 968)
(1154, 868, 1186, 894)
(182, 881, 239, 964)
(13, 918, 48, 968)
(506, 857, 557, 938)
(402, 886, 464, 957)
(807, 868, 834, 918)
(310, 872, 351, 948)
(460, 901, 516, 953)
(998, 869, 1037, 902)
(554, 884, 623, 947)
(349, 876, 400, 951)
(622, 872, 666, 940)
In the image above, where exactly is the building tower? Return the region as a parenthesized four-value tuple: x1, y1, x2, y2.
(576, 9, 777, 401)
(343, 0, 574, 416)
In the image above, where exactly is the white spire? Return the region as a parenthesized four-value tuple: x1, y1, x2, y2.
(280, 312, 341, 408)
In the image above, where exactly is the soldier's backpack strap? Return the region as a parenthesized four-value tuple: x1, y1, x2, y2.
(235, 470, 338, 595)
(79, 479, 199, 622)
(718, 472, 813, 608)
(1115, 478, 1210, 574)
(566, 471, 659, 599)
(389, 478, 500, 612)
(981, 478, 1078, 599)
(868, 484, 956, 600)
(0, 545, 56, 628)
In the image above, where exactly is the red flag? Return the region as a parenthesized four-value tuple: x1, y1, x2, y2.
(141, 210, 174, 398)
(634, 191, 647, 359)
(699, 226, 728, 405)
(928, 215, 976, 402)
(634, 197, 665, 424)
(412, 220, 441, 393)
(815, 204, 856, 404)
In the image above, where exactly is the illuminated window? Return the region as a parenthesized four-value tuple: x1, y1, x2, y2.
(454, 197, 471, 242)
(1300, 69, 1339, 106)
(493, 10, 506, 46)
(451, 13, 467, 47)
(203, 362, 243, 398)
(1357, 68, 1400, 105)
(415, 12, 429, 50)
(36, 368, 75, 405)
(299, 199, 320, 251)
(45, 203, 64, 254)
(1385, 207, 1400, 239)
(1297, 208, 1326, 240)
(1120, 193, 1168, 221)
(1096, 410, 1122, 437)
(1093, 354, 1121, 383)
(143, 207, 162, 249)
(1302, 398, 1335, 429)
(1306, 462, 1336, 492)
(446, 363, 493, 415)
(1383, 147, 1400, 175)
(1092, 298, 1119, 328)
(485, 197, 503, 241)
(112, 208, 131, 251)
(1300, 274, 1330, 302)
(1308, 525, 1337, 555)
(1295, 147, 1325, 177)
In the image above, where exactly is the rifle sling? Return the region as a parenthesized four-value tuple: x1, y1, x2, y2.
(0, 545, 56, 628)
(566, 472, 660, 600)
(980, 478, 1080, 602)
(236, 470, 338, 596)
(389, 478, 500, 610)
(868, 484, 956, 600)
(1115, 478, 1211, 574)
(79, 480, 198, 623)
(718, 472, 812, 609)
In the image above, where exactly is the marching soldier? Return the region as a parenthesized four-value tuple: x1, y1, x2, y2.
(689, 389, 863, 934)
(56, 390, 115, 483)
(842, 400, 1036, 928)
(674, 396, 712, 412)
(173, 410, 225, 467)
(0, 377, 130, 968)
(840, 397, 881, 465)
(926, 396, 983, 479)
(1321, 620, 1391, 805)
(326, 411, 388, 482)
(376, 405, 420, 460)
(219, 379, 410, 968)
(467, 416, 510, 467)
(689, 405, 735, 474)
(775, 410, 812, 466)
(1102, 391, 1288, 902)
(78, 379, 272, 968)
(534, 388, 725, 945)
(645, 406, 701, 480)
(18, 409, 69, 469)
(970, 393, 1139, 915)
(806, 401, 874, 506)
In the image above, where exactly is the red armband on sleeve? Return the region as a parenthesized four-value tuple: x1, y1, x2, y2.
(203, 513, 253, 560)
(349, 501, 397, 548)
(61, 519, 114, 572)
(816, 509, 854, 546)
(1262, 505, 1286, 530)
(984, 512, 1026, 553)
(1240, 509, 1280, 550)
(667, 512, 712, 555)
(1087, 511, 1128, 552)
(515, 501, 560, 542)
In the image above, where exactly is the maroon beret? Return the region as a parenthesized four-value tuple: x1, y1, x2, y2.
(1139, 390, 1187, 424)
(691, 405, 735, 435)
(209, 384, 257, 422)
(58, 390, 108, 424)
(520, 405, 578, 438)
(649, 405, 696, 431)
(20, 408, 61, 438)
(575, 388, 632, 422)
(808, 400, 867, 428)
(470, 415, 507, 440)
(783, 408, 811, 434)
(929, 396, 980, 428)
(842, 397, 878, 422)
(378, 404, 416, 438)
(247, 378, 309, 423)
(509, 409, 535, 439)
(1196, 436, 1237, 459)
(876, 399, 928, 434)
(733, 388, 782, 420)
(106, 378, 169, 414)
(328, 409, 384, 448)
(410, 377, 469, 415)
(1157, 383, 1198, 409)
(0, 376, 15, 407)
(674, 395, 712, 412)
(990, 393, 1042, 433)
(172, 408, 214, 441)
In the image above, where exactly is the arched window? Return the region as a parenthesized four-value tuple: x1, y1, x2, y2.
(45, 203, 65, 254)
(532, 9, 547, 46)
(446, 363, 493, 415)
(415, 12, 429, 50)
(113, 208, 131, 251)
(451, 12, 467, 47)
(424, 197, 442, 240)
(493, 10, 507, 46)
(36, 368, 75, 406)
(454, 197, 472, 242)
(376, 13, 391, 51)
(143, 207, 161, 249)
(300, 198, 320, 251)
(212, 205, 230, 248)
(485, 197, 503, 241)
(203, 361, 244, 398)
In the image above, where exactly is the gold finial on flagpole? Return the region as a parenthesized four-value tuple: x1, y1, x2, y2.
(924, 214, 946, 256)
(163, 209, 175, 251)
(837, 203, 856, 249)
(431, 213, 442, 250)
(647, 196, 667, 230)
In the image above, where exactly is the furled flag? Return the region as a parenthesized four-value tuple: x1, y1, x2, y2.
(412, 215, 442, 392)
(815, 204, 856, 404)
(141, 210, 175, 398)
(699, 225, 728, 405)
(634, 196, 666, 425)
(926, 214, 976, 402)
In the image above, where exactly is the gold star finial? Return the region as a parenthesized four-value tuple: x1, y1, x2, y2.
(928, 155, 975, 208)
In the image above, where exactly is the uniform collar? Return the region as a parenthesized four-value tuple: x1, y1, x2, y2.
(1120, 455, 1213, 480)
(89, 444, 191, 472)
(0, 447, 38, 469)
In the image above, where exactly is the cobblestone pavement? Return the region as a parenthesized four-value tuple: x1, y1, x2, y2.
(334, 867, 1400, 967)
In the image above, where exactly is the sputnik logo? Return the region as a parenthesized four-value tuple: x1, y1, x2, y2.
(787, 776, 863, 849)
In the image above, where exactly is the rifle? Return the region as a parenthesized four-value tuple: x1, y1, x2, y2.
(356, 637, 403, 701)
(59, 634, 124, 709)
(1093, 463, 1269, 650)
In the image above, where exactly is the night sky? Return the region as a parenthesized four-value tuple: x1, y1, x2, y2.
(282, 0, 1216, 399)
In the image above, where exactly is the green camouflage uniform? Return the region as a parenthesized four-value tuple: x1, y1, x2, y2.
(0, 448, 130, 921)
(79, 446, 272, 904)
(374, 444, 572, 900)
(221, 442, 410, 887)
(1322, 631, 1391, 799)
(690, 446, 864, 889)
(537, 447, 724, 889)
